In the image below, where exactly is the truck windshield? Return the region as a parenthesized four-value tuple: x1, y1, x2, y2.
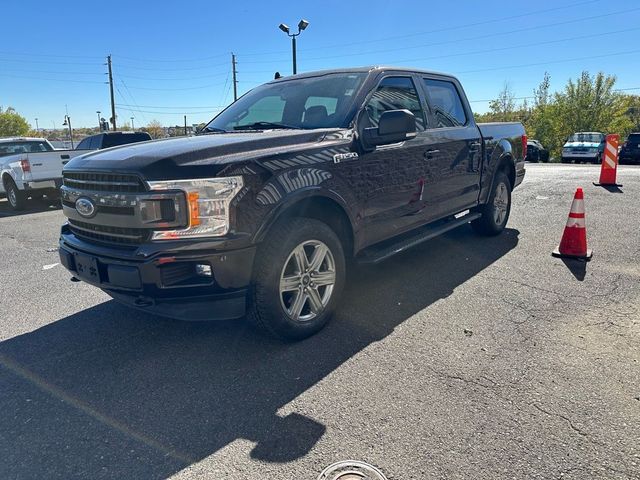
(203, 72, 367, 132)
(0, 140, 54, 157)
(567, 133, 604, 143)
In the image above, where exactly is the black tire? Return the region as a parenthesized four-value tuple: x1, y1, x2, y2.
(593, 153, 602, 165)
(4, 178, 26, 210)
(47, 190, 61, 207)
(471, 171, 511, 236)
(248, 217, 346, 341)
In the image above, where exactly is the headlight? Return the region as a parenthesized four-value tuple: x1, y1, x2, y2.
(146, 176, 243, 240)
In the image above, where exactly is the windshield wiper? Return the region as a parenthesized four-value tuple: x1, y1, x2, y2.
(233, 122, 300, 131)
(200, 126, 228, 134)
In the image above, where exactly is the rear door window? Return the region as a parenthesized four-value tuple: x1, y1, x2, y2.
(89, 135, 102, 149)
(422, 78, 468, 128)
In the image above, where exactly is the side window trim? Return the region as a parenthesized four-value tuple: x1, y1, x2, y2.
(361, 73, 427, 131)
(421, 75, 471, 130)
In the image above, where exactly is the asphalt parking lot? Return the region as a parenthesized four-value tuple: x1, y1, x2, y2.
(0, 163, 638, 480)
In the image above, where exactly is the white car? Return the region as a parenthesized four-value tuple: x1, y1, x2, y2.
(561, 132, 606, 164)
(0, 137, 86, 210)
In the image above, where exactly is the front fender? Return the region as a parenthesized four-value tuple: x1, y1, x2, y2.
(252, 185, 354, 244)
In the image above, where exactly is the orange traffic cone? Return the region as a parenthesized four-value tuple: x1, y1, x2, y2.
(594, 134, 622, 187)
(552, 187, 592, 261)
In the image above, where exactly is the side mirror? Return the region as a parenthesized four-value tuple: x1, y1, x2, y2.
(362, 109, 417, 149)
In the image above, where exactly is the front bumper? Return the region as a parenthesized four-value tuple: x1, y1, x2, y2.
(619, 151, 640, 164)
(58, 225, 256, 321)
(561, 152, 600, 162)
(23, 178, 62, 190)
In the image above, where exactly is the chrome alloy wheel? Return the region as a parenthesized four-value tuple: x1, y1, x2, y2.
(7, 185, 17, 207)
(279, 240, 336, 322)
(493, 182, 509, 225)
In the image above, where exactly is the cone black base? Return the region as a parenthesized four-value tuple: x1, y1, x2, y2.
(593, 182, 623, 187)
(552, 247, 592, 261)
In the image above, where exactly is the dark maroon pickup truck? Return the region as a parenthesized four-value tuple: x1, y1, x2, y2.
(58, 66, 526, 340)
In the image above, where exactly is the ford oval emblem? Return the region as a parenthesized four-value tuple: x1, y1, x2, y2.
(75, 197, 96, 218)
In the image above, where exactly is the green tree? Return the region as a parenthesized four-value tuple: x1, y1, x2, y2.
(553, 71, 618, 143)
(0, 107, 30, 136)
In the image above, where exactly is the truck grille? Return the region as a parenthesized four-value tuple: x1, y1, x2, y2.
(63, 172, 146, 193)
(68, 219, 150, 246)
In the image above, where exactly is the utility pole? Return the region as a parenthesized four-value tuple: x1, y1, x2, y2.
(107, 55, 117, 130)
(131, 117, 135, 130)
(231, 53, 238, 102)
(184, 115, 187, 136)
(35, 118, 39, 132)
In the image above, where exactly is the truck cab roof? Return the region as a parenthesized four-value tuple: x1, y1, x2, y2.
(269, 66, 456, 83)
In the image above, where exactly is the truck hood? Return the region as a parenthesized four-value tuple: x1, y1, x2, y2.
(563, 142, 600, 149)
(64, 129, 338, 180)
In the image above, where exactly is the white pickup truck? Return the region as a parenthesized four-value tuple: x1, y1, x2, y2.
(0, 137, 86, 210)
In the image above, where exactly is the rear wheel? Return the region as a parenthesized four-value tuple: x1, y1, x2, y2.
(472, 171, 511, 236)
(4, 178, 26, 210)
(248, 217, 346, 340)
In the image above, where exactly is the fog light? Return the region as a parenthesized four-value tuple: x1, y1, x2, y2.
(195, 264, 212, 277)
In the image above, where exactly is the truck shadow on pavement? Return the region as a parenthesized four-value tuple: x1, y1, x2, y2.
(0, 227, 519, 479)
(0, 198, 61, 217)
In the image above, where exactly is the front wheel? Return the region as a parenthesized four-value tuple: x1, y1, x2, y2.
(472, 171, 511, 236)
(248, 217, 346, 340)
(4, 178, 26, 210)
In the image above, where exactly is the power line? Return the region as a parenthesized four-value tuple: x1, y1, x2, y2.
(241, 7, 640, 64)
(122, 81, 228, 91)
(118, 71, 229, 81)
(238, 0, 606, 57)
(456, 48, 640, 75)
(0, 73, 106, 84)
(119, 79, 149, 126)
(379, 27, 640, 66)
(116, 103, 225, 109)
(116, 106, 223, 115)
(113, 59, 229, 72)
(114, 52, 230, 63)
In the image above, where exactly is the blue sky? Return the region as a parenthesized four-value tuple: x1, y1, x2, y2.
(1, 0, 639, 129)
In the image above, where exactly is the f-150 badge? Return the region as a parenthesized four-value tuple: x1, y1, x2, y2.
(333, 152, 359, 164)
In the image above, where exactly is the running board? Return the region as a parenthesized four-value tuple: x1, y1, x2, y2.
(357, 211, 481, 265)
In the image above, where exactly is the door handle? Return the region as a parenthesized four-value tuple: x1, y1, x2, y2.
(60, 154, 70, 159)
(424, 149, 440, 159)
(32, 163, 43, 166)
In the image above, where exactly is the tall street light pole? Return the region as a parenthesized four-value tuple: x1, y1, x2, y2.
(278, 19, 309, 75)
(96, 111, 101, 130)
(131, 117, 135, 130)
(62, 115, 74, 149)
(35, 118, 39, 132)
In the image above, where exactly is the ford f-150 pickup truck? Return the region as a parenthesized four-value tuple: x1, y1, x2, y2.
(58, 67, 526, 340)
(1, 137, 86, 209)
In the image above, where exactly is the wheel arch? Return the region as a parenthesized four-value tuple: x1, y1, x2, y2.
(253, 190, 356, 258)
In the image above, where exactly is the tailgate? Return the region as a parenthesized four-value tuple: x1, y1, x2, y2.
(28, 150, 77, 180)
